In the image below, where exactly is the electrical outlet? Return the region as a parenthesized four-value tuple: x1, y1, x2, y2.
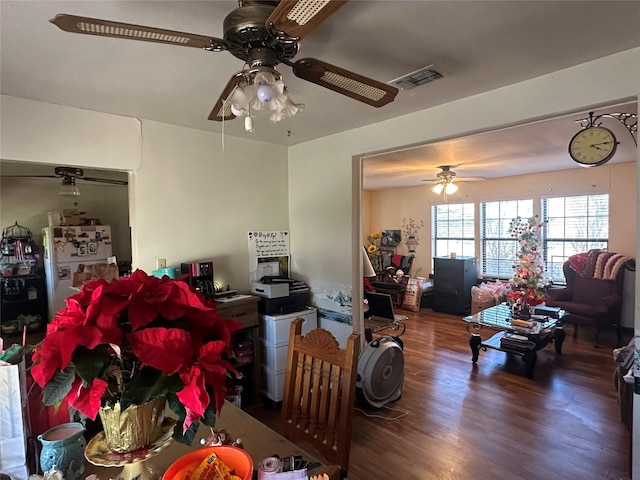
(157, 258, 167, 268)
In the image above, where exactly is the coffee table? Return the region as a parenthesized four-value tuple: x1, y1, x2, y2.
(463, 303, 567, 378)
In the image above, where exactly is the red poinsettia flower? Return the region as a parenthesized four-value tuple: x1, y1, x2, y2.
(176, 340, 237, 432)
(31, 269, 243, 444)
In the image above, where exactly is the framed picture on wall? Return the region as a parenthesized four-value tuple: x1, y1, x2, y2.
(381, 230, 401, 247)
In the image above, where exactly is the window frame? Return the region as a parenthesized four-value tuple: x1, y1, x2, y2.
(541, 193, 609, 282)
(431, 202, 475, 262)
(479, 198, 534, 278)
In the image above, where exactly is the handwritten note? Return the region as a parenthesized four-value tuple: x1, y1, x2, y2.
(249, 231, 290, 258)
(248, 231, 290, 281)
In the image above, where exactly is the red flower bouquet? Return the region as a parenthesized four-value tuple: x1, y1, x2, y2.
(31, 270, 243, 445)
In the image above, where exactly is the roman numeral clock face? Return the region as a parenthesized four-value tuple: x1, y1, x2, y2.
(568, 126, 618, 167)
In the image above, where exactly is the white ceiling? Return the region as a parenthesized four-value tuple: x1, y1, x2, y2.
(1, 1, 639, 189)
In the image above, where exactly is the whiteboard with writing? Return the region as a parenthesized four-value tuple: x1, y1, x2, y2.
(248, 231, 290, 280)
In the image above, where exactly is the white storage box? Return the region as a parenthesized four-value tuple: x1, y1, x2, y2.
(262, 340, 288, 373)
(250, 282, 289, 298)
(261, 308, 317, 346)
(262, 365, 286, 402)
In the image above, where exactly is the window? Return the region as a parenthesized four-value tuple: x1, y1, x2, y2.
(542, 194, 609, 281)
(480, 199, 534, 277)
(432, 203, 475, 259)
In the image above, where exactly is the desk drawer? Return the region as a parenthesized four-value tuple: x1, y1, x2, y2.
(261, 308, 317, 346)
(262, 340, 288, 373)
(217, 301, 259, 328)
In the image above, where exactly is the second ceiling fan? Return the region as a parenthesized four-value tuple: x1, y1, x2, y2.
(50, 0, 399, 129)
(4, 167, 128, 196)
(422, 165, 485, 196)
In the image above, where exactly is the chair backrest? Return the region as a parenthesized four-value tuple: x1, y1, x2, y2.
(563, 258, 632, 292)
(280, 318, 360, 478)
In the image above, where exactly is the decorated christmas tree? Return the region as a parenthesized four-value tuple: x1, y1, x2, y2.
(507, 215, 548, 308)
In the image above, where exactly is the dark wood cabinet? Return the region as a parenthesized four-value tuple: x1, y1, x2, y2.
(432, 256, 477, 315)
(216, 295, 261, 410)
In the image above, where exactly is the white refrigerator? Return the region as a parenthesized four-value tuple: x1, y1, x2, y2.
(42, 225, 114, 320)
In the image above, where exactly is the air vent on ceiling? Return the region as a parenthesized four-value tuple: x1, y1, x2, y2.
(387, 65, 443, 90)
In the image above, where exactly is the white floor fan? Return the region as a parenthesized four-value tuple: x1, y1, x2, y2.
(356, 321, 405, 409)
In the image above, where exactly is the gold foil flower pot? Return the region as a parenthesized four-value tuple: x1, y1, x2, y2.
(98, 396, 166, 453)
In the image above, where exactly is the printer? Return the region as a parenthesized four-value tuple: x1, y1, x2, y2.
(251, 276, 311, 314)
(250, 281, 289, 298)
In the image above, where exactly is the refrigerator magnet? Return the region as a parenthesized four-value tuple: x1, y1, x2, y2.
(88, 242, 98, 254)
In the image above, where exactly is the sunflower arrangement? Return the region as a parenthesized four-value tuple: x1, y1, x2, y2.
(366, 231, 383, 273)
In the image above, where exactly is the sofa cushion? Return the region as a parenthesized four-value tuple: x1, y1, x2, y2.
(572, 274, 616, 306)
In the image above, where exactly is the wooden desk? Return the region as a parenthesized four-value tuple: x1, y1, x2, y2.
(83, 401, 339, 479)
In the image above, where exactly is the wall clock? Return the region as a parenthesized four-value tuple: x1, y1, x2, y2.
(568, 125, 618, 167)
(569, 112, 618, 167)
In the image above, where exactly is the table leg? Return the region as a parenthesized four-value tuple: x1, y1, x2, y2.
(470, 334, 481, 363)
(554, 328, 566, 354)
(524, 351, 537, 379)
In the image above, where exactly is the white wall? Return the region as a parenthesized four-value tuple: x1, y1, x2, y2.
(133, 120, 288, 290)
(0, 95, 142, 171)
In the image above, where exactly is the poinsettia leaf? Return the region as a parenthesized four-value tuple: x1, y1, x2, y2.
(166, 393, 196, 445)
(166, 392, 183, 416)
(43, 366, 75, 406)
(201, 402, 217, 428)
(149, 373, 184, 400)
(120, 366, 163, 409)
(173, 418, 199, 446)
(73, 345, 110, 383)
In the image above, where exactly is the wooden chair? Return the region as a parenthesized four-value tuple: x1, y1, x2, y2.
(281, 318, 360, 479)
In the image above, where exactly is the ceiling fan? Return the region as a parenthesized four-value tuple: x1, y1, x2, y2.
(49, 0, 399, 130)
(4, 167, 128, 197)
(422, 165, 485, 196)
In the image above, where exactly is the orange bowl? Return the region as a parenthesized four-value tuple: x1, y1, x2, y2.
(163, 445, 253, 480)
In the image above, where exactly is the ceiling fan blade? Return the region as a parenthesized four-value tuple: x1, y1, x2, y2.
(81, 176, 128, 185)
(50, 14, 228, 51)
(292, 58, 398, 107)
(421, 176, 485, 183)
(456, 176, 486, 182)
(208, 72, 246, 121)
(267, 0, 348, 40)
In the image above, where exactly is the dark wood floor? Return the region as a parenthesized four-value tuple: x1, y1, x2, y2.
(248, 307, 632, 480)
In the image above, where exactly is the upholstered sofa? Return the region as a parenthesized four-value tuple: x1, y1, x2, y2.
(546, 252, 635, 347)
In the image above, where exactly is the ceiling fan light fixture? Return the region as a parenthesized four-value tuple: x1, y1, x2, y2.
(59, 176, 80, 196)
(431, 183, 444, 195)
(227, 67, 304, 130)
(230, 103, 248, 118)
(256, 84, 275, 103)
(445, 182, 458, 195)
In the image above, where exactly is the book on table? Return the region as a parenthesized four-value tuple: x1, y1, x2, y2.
(500, 332, 535, 349)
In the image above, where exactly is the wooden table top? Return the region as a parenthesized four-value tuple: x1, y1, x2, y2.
(83, 401, 339, 479)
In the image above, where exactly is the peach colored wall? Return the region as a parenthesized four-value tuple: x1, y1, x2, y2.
(363, 162, 636, 278)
